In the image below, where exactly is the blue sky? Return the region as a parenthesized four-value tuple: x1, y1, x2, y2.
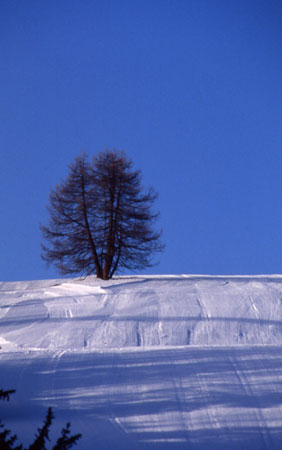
(1, 0, 282, 281)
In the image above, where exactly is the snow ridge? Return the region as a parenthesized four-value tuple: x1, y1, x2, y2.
(1, 275, 282, 351)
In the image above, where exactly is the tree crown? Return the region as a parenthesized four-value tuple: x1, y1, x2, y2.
(41, 149, 163, 279)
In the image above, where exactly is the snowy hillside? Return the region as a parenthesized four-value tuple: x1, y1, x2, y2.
(1, 275, 282, 449)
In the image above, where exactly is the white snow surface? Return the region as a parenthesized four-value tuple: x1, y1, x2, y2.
(1, 274, 282, 449)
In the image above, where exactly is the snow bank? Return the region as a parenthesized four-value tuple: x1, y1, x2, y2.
(1, 275, 282, 449)
(1, 275, 282, 351)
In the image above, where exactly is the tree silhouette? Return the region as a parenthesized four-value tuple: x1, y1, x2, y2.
(0, 389, 81, 450)
(41, 150, 163, 279)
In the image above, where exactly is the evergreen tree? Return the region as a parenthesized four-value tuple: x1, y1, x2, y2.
(0, 389, 81, 449)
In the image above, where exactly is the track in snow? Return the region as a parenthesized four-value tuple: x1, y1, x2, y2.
(1, 275, 282, 449)
(1, 346, 282, 449)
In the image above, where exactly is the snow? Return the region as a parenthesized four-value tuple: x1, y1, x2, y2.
(1, 275, 282, 449)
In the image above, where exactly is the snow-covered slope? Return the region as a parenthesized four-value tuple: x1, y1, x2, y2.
(1, 275, 282, 449)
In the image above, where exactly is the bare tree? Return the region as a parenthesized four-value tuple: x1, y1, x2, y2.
(41, 150, 163, 280)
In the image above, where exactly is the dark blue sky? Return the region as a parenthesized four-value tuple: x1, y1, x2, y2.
(1, 0, 282, 281)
